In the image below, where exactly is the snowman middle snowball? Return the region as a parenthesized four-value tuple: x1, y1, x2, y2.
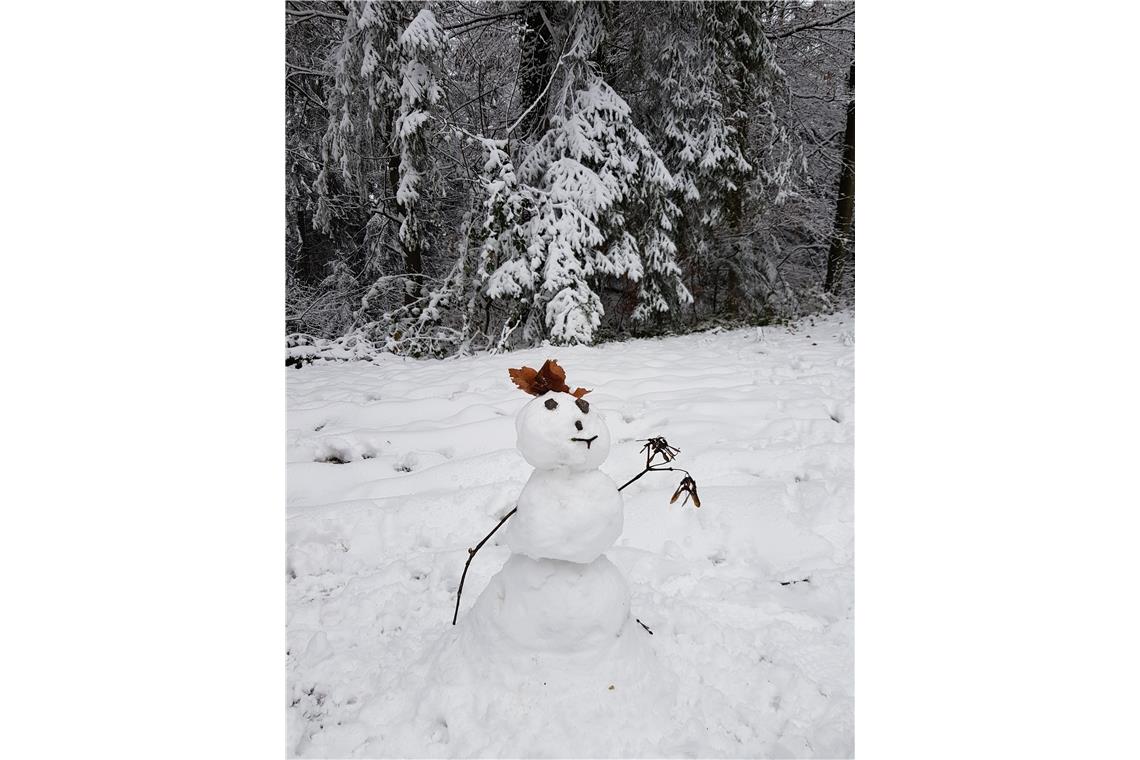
(506, 390, 624, 563)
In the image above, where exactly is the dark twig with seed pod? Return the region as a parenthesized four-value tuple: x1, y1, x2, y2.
(618, 437, 698, 500)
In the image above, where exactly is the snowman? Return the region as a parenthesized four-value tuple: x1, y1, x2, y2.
(370, 361, 685, 755)
(463, 359, 634, 654)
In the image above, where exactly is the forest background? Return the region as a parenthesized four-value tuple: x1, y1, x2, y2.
(285, 0, 855, 356)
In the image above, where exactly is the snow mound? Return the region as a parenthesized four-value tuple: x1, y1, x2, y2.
(286, 333, 381, 364)
(353, 616, 676, 758)
(466, 554, 630, 651)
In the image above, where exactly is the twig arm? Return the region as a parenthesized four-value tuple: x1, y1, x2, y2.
(451, 507, 517, 625)
(618, 467, 652, 491)
(618, 464, 692, 492)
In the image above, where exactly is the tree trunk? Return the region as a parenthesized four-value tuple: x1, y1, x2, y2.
(516, 2, 555, 141)
(825, 62, 855, 294)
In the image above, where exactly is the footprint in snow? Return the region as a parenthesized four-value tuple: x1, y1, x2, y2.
(314, 441, 380, 464)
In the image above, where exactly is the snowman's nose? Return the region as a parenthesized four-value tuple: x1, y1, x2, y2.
(574, 420, 583, 431)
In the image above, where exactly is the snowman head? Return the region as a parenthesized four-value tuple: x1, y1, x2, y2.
(516, 391, 611, 471)
(509, 360, 610, 472)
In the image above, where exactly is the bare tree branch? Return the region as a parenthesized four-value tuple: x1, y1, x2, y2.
(286, 8, 348, 23)
(451, 507, 516, 625)
(286, 78, 330, 114)
(444, 11, 521, 33)
(506, 42, 570, 137)
(791, 90, 841, 102)
(770, 9, 855, 40)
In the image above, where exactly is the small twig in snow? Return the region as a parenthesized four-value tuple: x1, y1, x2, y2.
(451, 507, 517, 625)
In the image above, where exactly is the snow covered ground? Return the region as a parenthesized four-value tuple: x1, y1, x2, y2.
(287, 311, 854, 758)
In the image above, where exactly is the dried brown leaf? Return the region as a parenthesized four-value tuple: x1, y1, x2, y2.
(508, 365, 540, 395)
(508, 359, 590, 397)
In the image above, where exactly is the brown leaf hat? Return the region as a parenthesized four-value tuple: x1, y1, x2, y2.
(508, 359, 590, 398)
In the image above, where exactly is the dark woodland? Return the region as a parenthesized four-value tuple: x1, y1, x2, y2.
(285, 1, 854, 356)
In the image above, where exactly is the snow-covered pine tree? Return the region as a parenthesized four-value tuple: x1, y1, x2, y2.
(315, 0, 402, 242)
(314, 3, 449, 354)
(704, 0, 798, 318)
(478, 1, 691, 346)
(644, 6, 744, 317)
(639, 1, 797, 322)
(394, 8, 446, 287)
(360, 7, 449, 352)
(400, 136, 503, 358)
(473, 138, 535, 348)
(307, 2, 406, 336)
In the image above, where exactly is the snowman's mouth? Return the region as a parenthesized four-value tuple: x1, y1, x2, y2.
(570, 435, 598, 449)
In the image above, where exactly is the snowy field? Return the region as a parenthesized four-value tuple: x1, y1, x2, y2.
(287, 311, 854, 757)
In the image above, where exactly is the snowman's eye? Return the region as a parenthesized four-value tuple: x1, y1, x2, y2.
(544, 398, 558, 410)
(575, 398, 590, 414)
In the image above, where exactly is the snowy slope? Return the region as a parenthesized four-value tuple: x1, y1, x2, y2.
(287, 311, 854, 758)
